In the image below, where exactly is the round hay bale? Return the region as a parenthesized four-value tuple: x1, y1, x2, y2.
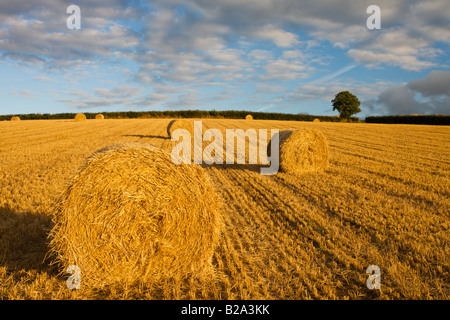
(313, 118, 320, 123)
(268, 129, 329, 174)
(10, 116, 20, 121)
(74, 113, 86, 122)
(167, 119, 208, 137)
(49, 142, 223, 288)
(167, 119, 193, 137)
(167, 120, 209, 163)
(245, 114, 253, 120)
(95, 114, 104, 120)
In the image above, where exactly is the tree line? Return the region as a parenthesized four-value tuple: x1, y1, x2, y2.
(0, 110, 358, 122)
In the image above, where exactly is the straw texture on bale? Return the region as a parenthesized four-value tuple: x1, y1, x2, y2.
(313, 118, 320, 123)
(74, 113, 86, 121)
(49, 142, 223, 288)
(269, 129, 329, 174)
(10, 116, 20, 121)
(245, 114, 253, 120)
(95, 114, 104, 120)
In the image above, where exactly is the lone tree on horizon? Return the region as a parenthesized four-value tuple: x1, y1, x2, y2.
(331, 91, 361, 120)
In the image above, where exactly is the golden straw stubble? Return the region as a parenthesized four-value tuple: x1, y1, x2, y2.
(49, 142, 223, 288)
(270, 128, 329, 174)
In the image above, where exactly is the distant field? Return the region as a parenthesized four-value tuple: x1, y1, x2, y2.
(0, 119, 448, 299)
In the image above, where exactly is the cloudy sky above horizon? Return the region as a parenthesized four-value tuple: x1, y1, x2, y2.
(0, 0, 449, 117)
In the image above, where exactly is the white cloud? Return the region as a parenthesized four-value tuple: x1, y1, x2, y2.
(252, 24, 300, 48)
(260, 58, 309, 81)
(248, 49, 273, 61)
(9, 89, 39, 99)
(58, 86, 145, 109)
(281, 50, 308, 60)
(2, 0, 448, 79)
(347, 49, 435, 71)
(94, 86, 143, 99)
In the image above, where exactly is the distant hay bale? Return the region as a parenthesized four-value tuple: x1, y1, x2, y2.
(49, 142, 223, 288)
(313, 118, 320, 123)
(167, 119, 193, 137)
(167, 119, 207, 138)
(95, 114, 104, 120)
(245, 114, 253, 120)
(269, 129, 329, 174)
(10, 116, 20, 121)
(167, 119, 209, 162)
(74, 113, 86, 122)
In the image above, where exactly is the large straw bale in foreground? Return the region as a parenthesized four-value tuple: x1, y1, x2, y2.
(74, 113, 86, 121)
(269, 129, 329, 174)
(10, 116, 20, 121)
(49, 142, 223, 288)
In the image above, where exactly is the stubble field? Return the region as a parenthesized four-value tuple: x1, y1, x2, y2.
(0, 118, 448, 299)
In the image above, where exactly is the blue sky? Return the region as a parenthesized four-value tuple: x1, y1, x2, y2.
(0, 0, 449, 118)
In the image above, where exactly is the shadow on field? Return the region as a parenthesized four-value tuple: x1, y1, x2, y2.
(122, 134, 170, 140)
(201, 163, 268, 174)
(0, 206, 54, 273)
